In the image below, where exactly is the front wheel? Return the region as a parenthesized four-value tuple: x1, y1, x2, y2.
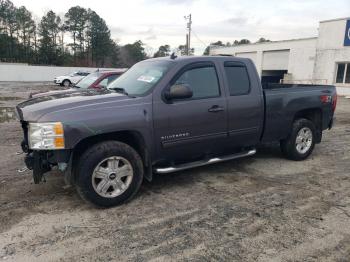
(62, 79, 71, 87)
(76, 141, 144, 207)
(280, 118, 316, 161)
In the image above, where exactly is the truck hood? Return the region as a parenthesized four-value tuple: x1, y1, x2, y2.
(16, 89, 131, 122)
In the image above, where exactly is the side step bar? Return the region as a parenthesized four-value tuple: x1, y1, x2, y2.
(154, 149, 256, 174)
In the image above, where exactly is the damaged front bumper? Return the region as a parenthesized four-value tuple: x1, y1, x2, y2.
(18, 118, 74, 184)
(23, 143, 72, 184)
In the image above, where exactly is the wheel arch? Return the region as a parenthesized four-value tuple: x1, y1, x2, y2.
(62, 79, 71, 85)
(70, 130, 152, 183)
(292, 108, 322, 143)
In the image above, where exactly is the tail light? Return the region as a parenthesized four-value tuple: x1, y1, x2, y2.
(320, 94, 337, 112)
(320, 95, 332, 103)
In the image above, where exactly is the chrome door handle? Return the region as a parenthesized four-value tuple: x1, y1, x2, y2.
(208, 105, 224, 112)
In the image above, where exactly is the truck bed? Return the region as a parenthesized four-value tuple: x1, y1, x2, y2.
(261, 84, 336, 142)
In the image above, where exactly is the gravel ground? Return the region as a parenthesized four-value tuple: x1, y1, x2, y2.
(0, 82, 349, 262)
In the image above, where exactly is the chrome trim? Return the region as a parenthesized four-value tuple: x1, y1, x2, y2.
(155, 149, 256, 174)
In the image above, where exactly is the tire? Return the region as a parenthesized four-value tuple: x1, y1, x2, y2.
(76, 141, 144, 207)
(280, 118, 316, 161)
(62, 79, 71, 87)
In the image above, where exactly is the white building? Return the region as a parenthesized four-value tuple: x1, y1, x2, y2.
(210, 17, 350, 95)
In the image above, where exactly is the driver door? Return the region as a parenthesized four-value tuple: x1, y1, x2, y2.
(153, 62, 228, 162)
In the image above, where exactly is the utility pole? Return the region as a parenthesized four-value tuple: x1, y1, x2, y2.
(184, 14, 192, 55)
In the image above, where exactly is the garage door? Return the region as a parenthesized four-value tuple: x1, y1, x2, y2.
(262, 50, 290, 70)
(235, 52, 257, 64)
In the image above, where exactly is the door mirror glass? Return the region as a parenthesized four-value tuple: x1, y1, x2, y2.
(165, 84, 193, 100)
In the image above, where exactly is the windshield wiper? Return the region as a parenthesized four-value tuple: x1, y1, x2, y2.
(109, 87, 136, 98)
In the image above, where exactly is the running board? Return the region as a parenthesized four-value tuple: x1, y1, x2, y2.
(154, 149, 256, 174)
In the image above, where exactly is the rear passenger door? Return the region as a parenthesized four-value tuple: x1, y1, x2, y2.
(223, 61, 264, 147)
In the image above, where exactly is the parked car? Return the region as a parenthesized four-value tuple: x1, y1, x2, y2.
(31, 70, 125, 99)
(16, 56, 337, 207)
(53, 71, 90, 87)
(74, 70, 126, 89)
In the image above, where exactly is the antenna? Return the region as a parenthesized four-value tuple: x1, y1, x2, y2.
(170, 52, 177, 60)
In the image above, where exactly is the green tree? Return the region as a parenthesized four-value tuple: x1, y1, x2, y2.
(0, 1, 122, 66)
(203, 41, 225, 55)
(86, 10, 113, 66)
(120, 40, 147, 67)
(153, 44, 170, 57)
(256, 37, 271, 43)
(203, 46, 210, 55)
(177, 44, 194, 56)
(64, 6, 88, 64)
(108, 40, 120, 67)
(16, 6, 36, 62)
(0, 0, 18, 61)
(38, 10, 63, 64)
(233, 39, 251, 45)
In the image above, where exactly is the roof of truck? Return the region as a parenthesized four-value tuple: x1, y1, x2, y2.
(147, 55, 250, 63)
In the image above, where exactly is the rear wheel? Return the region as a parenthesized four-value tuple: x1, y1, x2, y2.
(76, 141, 144, 207)
(280, 118, 316, 161)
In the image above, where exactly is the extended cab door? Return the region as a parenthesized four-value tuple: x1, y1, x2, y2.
(221, 61, 264, 147)
(152, 62, 228, 162)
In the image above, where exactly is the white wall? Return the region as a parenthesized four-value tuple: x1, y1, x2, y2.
(209, 17, 350, 89)
(313, 18, 350, 86)
(235, 52, 257, 64)
(262, 50, 290, 70)
(210, 38, 317, 80)
(0, 63, 118, 82)
(287, 41, 317, 81)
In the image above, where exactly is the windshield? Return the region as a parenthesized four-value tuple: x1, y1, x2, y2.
(75, 72, 101, 88)
(69, 72, 78, 77)
(107, 60, 175, 96)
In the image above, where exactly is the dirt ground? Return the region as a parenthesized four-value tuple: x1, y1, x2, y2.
(0, 82, 349, 262)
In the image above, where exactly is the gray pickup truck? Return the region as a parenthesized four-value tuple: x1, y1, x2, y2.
(16, 56, 337, 207)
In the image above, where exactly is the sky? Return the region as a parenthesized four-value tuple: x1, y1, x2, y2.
(11, 0, 350, 55)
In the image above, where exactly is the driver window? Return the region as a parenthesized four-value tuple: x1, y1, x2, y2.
(174, 66, 220, 99)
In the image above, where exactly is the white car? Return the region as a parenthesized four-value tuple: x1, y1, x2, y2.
(54, 71, 90, 87)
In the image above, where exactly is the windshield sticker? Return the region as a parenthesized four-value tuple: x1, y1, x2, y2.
(137, 75, 155, 83)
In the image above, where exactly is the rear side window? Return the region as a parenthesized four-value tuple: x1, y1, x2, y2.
(107, 74, 119, 83)
(100, 74, 120, 88)
(174, 66, 220, 99)
(224, 64, 250, 96)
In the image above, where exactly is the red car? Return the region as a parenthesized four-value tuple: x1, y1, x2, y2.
(74, 70, 126, 89)
(30, 70, 126, 98)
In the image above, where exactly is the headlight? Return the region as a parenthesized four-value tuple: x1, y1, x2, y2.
(28, 122, 65, 150)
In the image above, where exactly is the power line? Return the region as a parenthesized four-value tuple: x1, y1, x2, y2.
(191, 30, 209, 48)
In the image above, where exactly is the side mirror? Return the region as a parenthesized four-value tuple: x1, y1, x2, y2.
(165, 84, 193, 100)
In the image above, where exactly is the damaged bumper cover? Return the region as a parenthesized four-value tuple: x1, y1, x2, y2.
(23, 145, 72, 184)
